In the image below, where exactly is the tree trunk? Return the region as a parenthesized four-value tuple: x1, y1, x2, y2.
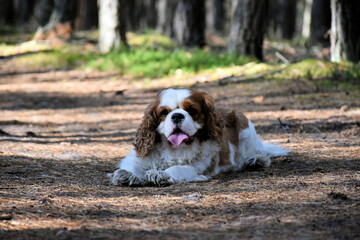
(205, 0, 216, 35)
(33, 0, 77, 43)
(229, 0, 269, 60)
(119, 0, 127, 45)
(33, 0, 54, 26)
(123, 0, 156, 32)
(98, 0, 121, 53)
(14, 0, 34, 26)
(223, 0, 238, 36)
(77, 0, 98, 30)
(144, 0, 157, 30)
(0, 0, 15, 26)
(282, 0, 297, 39)
(214, 0, 225, 32)
(310, 0, 331, 44)
(173, 0, 206, 47)
(267, 0, 282, 38)
(330, 0, 360, 62)
(302, 0, 313, 38)
(156, 0, 176, 37)
(267, 0, 297, 40)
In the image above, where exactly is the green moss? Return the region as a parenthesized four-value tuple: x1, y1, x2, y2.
(273, 59, 360, 81)
(274, 59, 335, 79)
(127, 31, 174, 49)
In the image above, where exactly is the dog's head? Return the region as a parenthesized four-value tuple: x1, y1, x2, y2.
(133, 88, 224, 158)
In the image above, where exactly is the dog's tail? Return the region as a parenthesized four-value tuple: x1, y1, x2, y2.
(239, 120, 291, 168)
(262, 142, 291, 157)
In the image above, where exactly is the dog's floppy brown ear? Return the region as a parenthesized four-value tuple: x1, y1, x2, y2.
(196, 92, 224, 142)
(133, 103, 159, 158)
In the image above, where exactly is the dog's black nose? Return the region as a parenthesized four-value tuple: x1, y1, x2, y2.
(171, 113, 185, 124)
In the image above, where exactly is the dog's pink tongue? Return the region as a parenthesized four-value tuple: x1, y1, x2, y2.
(168, 132, 189, 146)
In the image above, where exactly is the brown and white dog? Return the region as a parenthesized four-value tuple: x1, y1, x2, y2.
(109, 88, 290, 186)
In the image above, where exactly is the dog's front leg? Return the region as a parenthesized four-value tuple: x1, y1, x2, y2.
(164, 165, 208, 183)
(109, 150, 146, 186)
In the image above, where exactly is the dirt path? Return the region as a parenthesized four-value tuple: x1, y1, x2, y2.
(0, 68, 359, 239)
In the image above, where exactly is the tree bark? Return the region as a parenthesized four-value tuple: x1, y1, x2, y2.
(156, 0, 176, 37)
(267, 0, 297, 40)
(302, 0, 313, 38)
(32, 0, 77, 43)
(33, 0, 54, 26)
(229, 0, 269, 60)
(98, 0, 121, 53)
(205, 0, 216, 35)
(173, 0, 206, 47)
(282, 0, 297, 39)
(214, 0, 225, 32)
(330, 0, 360, 62)
(0, 0, 15, 26)
(310, 0, 331, 44)
(267, 0, 282, 38)
(77, 0, 98, 30)
(223, 0, 238, 36)
(14, 0, 34, 26)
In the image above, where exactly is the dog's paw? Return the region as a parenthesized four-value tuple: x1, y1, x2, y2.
(109, 169, 143, 186)
(188, 175, 208, 182)
(145, 170, 174, 186)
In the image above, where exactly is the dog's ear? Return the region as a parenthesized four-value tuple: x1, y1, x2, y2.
(133, 103, 159, 158)
(200, 93, 224, 142)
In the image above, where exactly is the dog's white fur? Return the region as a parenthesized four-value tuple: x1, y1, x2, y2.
(109, 88, 290, 186)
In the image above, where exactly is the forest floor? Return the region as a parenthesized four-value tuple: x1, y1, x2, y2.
(0, 56, 360, 239)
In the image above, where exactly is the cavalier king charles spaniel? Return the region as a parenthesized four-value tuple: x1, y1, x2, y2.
(109, 88, 290, 186)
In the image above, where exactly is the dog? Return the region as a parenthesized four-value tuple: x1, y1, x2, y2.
(109, 88, 290, 186)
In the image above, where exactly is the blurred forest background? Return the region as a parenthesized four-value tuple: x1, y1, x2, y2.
(0, 0, 359, 81)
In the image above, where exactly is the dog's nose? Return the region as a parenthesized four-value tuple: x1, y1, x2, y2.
(171, 113, 185, 124)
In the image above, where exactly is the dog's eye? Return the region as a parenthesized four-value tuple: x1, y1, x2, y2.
(160, 109, 169, 117)
(187, 107, 198, 116)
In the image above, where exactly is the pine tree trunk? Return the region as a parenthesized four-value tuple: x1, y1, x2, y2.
(0, 0, 15, 26)
(14, 0, 34, 26)
(144, 0, 157, 30)
(229, 0, 269, 60)
(214, 0, 225, 32)
(33, 0, 77, 42)
(204, 0, 225, 35)
(330, 0, 360, 62)
(156, 0, 176, 37)
(205, 0, 216, 35)
(282, 0, 297, 40)
(77, 0, 98, 30)
(98, 0, 121, 53)
(223, 0, 238, 36)
(173, 0, 206, 47)
(310, 0, 331, 44)
(33, 0, 54, 26)
(302, 0, 313, 38)
(267, 0, 283, 39)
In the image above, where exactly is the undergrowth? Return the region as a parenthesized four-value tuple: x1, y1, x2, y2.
(1, 31, 360, 83)
(87, 47, 251, 78)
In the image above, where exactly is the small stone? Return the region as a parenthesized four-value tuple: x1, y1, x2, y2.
(340, 104, 350, 112)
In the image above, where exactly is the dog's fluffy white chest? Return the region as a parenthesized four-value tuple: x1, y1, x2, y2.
(143, 139, 220, 171)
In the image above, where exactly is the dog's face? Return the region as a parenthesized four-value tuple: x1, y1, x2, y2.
(133, 88, 224, 158)
(156, 89, 202, 147)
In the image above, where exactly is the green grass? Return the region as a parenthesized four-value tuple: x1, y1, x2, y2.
(86, 47, 252, 78)
(8, 45, 252, 78)
(2, 29, 252, 78)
